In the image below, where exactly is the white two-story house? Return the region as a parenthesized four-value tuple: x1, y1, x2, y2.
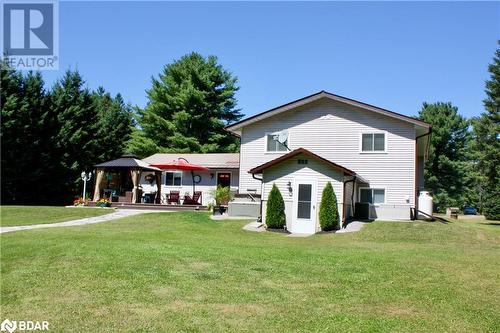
(226, 91, 431, 234)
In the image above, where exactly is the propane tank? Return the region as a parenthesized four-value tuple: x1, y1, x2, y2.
(418, 191, 433, 219)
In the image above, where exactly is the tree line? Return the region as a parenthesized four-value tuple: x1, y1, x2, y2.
(1, 49, 498, 219)
(1, 68, 134, 204)
(0, 52, 242, 205)
(418, 43, 499, 219)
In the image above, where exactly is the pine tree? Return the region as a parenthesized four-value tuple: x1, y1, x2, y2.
(418, 102, 471, 212)
(266, 184, 286, 229)
(92, 87, 134, 162)
(0, 66, 62, 204)
(472, 42, 500, 219)
(128, 52, 243, 156)
(319, 182, 340, 231)
(49, 70, 99, 200)
(1, 64, 28, 203)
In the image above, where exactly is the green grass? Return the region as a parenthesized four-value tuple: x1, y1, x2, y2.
(1, 212, 499, 332)
(0, 206, 112, 227)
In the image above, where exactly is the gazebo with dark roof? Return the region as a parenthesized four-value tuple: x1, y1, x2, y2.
(93, 155, 163, 204)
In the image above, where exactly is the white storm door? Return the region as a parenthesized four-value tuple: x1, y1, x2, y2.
(292, 179, 317, 234)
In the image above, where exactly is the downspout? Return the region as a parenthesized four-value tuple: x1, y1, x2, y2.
(414, 127, 432, 213)
(252, 173, 263, 221)
(342, 176, 356, 228)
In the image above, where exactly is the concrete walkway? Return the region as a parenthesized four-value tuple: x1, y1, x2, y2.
(210, 215, 256, 221)
(0, 209, 169, 234)
(336, 221, 367, 233)
(242, 220, 368, 236)
(242, 221, 266, 232)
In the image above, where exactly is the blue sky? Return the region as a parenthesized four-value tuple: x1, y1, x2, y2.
(43, 1, 499, 119)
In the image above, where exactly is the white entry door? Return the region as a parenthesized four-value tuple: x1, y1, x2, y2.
(291, 179, 317, 234)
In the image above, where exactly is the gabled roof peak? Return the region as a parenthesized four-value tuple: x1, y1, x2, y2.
(226, 90, 431, 134)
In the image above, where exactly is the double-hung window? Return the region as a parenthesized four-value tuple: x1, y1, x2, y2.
(165, 171, 182, 186)
(361, 133, 386, 152)
(359, 188, 386, 205)
(266, 133, 288, 152)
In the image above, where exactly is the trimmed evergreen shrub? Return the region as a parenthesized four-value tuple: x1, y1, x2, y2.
(319, 182, 340, 231)
(266, 183, 286, 229)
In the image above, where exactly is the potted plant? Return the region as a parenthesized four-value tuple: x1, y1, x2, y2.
(210, 186, 233, 215)
(73, 197, 89, 206)
(96, 198, 111, 208)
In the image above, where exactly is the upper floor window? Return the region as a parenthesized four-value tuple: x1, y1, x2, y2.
(266, 133, 288, 152)
(361, 133, 386, 152)
(165, 171, 182, 186)
(359, 188, 386, 205)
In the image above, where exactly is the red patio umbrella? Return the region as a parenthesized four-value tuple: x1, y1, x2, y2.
(151, 158, 209, 195)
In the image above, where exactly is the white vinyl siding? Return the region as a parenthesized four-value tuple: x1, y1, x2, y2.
(261, 154, 344, 231)
(239, 98, 416, 214)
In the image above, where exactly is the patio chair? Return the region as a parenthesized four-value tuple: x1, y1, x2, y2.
(167, 191, 180, 205)
(184, 191, 202, 205)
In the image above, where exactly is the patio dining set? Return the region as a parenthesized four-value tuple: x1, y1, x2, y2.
(142, 190, 203, 205)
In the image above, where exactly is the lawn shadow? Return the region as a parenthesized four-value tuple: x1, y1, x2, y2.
(481, 222, 500, 226)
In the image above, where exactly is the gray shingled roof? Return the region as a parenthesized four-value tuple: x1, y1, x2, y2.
(95, 155, 162, 171)
(142, 153, 239, 169)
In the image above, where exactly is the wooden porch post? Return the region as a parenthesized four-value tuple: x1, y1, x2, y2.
(155, 171, 162, 204)
(93, 168, 105, 201)
(130, 168, 142, 203)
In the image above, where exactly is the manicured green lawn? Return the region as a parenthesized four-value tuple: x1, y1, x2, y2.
(1, 212, 499, 332)
(0, 206, 112, 227)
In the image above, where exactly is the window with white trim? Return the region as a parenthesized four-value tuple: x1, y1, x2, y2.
(359, 188, 385, 204)
(165, 171, 182, 186)
(266, 133, 288, 152)
(361, 133, 385, 152)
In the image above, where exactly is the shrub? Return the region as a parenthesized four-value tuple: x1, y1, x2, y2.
(209, 185, 232, 206)
(319, 182, 340, 231)
(266, 183, 286, 229)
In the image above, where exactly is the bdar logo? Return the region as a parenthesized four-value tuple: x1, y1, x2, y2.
(0, 319, 17, 333)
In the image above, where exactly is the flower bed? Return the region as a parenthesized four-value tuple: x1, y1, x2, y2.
(96, 198, 111, 208)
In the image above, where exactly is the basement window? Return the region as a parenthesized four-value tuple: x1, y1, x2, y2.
(359, 188, 386, 205)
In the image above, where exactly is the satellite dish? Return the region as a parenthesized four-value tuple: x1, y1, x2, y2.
(277, 130, 288, 144)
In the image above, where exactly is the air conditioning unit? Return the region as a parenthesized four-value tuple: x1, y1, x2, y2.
(354, 202, 370, 220)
